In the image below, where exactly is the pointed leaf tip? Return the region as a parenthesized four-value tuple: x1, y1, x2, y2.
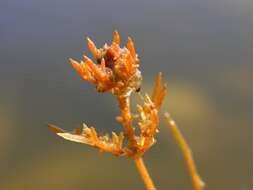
(87, 37, 99, 58)
(113, 30, 120, 45)
(127, 37, 136, 58)
(48, 124, 65, 134)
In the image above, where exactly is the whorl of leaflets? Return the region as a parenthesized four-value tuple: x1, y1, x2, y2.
(48, 31, 167, 157)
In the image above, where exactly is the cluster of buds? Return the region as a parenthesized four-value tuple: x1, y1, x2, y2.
(49, 31, 166, 158)
(69, 31, 142, 96)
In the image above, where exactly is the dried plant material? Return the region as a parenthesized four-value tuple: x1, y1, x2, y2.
(164, 113, 205, 190)
(53, 31, 165, 158)
(48, 124, 126, 156)
(49, 30, 204, 190)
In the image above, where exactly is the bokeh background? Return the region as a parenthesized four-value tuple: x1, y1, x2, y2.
(1, 0, 253, 189)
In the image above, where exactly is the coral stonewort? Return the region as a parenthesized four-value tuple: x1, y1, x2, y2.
(48, 31, 204, 190)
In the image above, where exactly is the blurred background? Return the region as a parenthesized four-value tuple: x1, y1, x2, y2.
(0, 0, 253, 189)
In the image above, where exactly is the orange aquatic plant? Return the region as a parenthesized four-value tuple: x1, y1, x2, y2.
(49, 31, 204, 190)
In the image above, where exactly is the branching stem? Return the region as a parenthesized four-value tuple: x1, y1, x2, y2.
(118, 95, 157, 190)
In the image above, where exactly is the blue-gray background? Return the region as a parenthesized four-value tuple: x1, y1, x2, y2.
(0, 0, 252, 189)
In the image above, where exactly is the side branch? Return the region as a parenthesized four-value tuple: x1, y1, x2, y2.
(117, 95, 136, 149)
(134, 157, 156, 190)
(164, 113, 205, 190)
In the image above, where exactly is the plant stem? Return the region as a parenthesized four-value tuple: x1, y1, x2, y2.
(134, 157, 156, 190)
(164, 113, 205, 190)
(117, 95, 136, 147)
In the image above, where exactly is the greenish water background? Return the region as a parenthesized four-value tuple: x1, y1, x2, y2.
(0, 0, 253, 189)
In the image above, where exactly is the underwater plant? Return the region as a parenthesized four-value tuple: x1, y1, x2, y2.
(48, 31, 204, 190)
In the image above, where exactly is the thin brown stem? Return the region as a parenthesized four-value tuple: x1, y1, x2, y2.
(134, 157, 156, 190)
(164, 113, 205, 190)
